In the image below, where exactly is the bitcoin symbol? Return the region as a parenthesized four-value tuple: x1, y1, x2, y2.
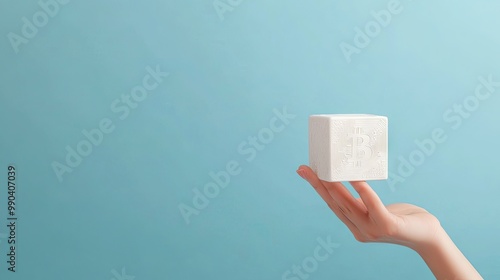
(346, 127, 373, 166)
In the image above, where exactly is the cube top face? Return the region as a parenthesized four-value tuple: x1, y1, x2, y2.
(309, 114, 388, 182)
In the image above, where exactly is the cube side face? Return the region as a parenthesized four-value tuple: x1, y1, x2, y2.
(309, 115, 388, 182)
(330, 116, 388, 181)
(309, 116, 332, 181)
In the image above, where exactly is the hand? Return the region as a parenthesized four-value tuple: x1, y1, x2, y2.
(296, 165, 441, 250)
(296, 165, 483, 279)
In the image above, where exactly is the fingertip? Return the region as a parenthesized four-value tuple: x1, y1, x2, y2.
(296, 165, 312, 177)
(296, 168, 307, 180)
(349, 180, 367, 184)
(297, 165, 311, 172)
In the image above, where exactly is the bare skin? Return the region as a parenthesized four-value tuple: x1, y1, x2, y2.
(296, 165, 483, 280)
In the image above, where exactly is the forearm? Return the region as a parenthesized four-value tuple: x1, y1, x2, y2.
(413, 227, 482, 280)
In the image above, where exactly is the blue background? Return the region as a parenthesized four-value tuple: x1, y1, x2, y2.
(1, 0, 500, 279)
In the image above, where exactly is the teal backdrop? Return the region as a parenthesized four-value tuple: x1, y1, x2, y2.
(1, 0, 500, 279)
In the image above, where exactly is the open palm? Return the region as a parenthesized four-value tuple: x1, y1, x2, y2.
(297, 165, 441, 250)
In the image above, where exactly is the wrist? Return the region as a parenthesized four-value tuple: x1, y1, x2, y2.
(410, 226, 483, 280)
(411, 225, 449, 255)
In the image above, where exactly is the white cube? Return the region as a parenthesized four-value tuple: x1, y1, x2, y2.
(309, 114, 388, 182)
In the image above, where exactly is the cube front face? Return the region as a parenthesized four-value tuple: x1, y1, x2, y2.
(309, 115, 388, 182)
